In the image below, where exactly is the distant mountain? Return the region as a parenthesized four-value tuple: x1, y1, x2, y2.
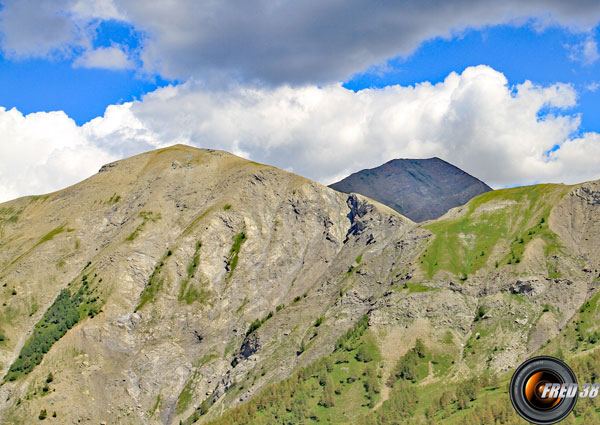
(329, 157, 492, 222)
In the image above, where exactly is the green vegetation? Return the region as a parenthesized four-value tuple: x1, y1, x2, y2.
(150, 394, 162, 416)
(355, 335, 379, 364)
(335, 315, 369, 351)
(183, 395, 214, 425)
(187, 248, 200, 279)
(420, 184, 570, 279)
(199, 310, 534, 425)
(205, 337, 515, 425)
(107, 193, 121, 204)
(38, 409, 47, 420)
(126, 211, 161, 241)
(38, 225, 66, 245)
(4, 274, 103, 381)
(236, 298, 249, 313)
(179, 285, 210, 305)
(10, 223, 68, 265)
(224, 338, 237, 357)
(179, 242, 210, 305)
(388, 339, 429, 384)
(177, 371, 199, 414)
(246, 311, 274, 337)
(226, 232, 247, 274)
(0, 206, 23, 224)
(475, 305, 487, 321)
(136, 250, 171, 311)
(557, 292, 600, 352)
(401, 281, 437, 293)
(223, 204, 232, 210)
(205, 317, 382, 425)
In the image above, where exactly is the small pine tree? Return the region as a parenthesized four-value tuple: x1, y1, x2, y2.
(356, 345, 374, 362)
(415, 338, 427, 358)
(319, 376, 335, 408)
(39, 409, 47, 420)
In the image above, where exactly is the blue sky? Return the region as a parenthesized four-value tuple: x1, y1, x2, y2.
(0, 1, 599, 201)
(0, 19, 173, 125)
(345, 24, 600, 134)
(0, 20, 598, 129)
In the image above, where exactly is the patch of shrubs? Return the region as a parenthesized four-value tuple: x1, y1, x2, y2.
(335, 314, 369, 352)
(5, 276, 99, 381)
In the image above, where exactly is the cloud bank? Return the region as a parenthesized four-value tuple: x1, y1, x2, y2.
(1, 1, 600, 83)
(1, 66, 599, 203)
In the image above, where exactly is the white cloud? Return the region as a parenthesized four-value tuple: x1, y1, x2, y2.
(2, 65, 599, 203)
(0, 107, 116, 202)
(1, 1, 600, 82)
(73, 46, 135, 70)
(586, 81, 600, 91)
(548, 132, 600, 183)
(71, 0, 122, 21)
(121, 66, 592, 188)
(568, 36, 600, 64)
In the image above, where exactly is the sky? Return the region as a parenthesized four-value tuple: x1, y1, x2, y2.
(0, 1, 600, 202)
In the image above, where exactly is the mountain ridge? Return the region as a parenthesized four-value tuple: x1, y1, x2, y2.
(0, 145, 599, 425)
(329, 156, 492, 222)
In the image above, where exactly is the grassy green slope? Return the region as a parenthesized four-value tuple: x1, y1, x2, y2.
(419, 184, 572, 279)
(198, 316, 380, 425)
(194, 182, 600, 425)
(199, 302, 600, 425)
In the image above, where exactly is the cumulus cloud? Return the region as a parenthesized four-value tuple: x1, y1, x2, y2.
(0, 107, 117, 202)
(2, 66, 599, 203)
(121, 66, 593, 188)
(1, 1, 600, 82)
(73, 45, 134, 70)
(549, 132, 600, 183)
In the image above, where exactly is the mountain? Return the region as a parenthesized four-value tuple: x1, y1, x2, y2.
(329, 157, 492, 222)
(0, 145, 599, 425)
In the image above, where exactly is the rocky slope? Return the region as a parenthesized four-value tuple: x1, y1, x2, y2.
(0, 145, 418, 424)
(0, 145, 598, 425)
(329, 157, 492, 222)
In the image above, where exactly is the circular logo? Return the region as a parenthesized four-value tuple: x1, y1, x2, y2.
(510, 356, 578, 424)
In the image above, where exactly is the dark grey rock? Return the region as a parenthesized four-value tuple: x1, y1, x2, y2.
(329, 157, 492, 222)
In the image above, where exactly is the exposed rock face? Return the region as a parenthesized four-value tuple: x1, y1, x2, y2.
(329, 157, 492, 222)
(0, 145, 416, 424)
(0, 145, 598, 425)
